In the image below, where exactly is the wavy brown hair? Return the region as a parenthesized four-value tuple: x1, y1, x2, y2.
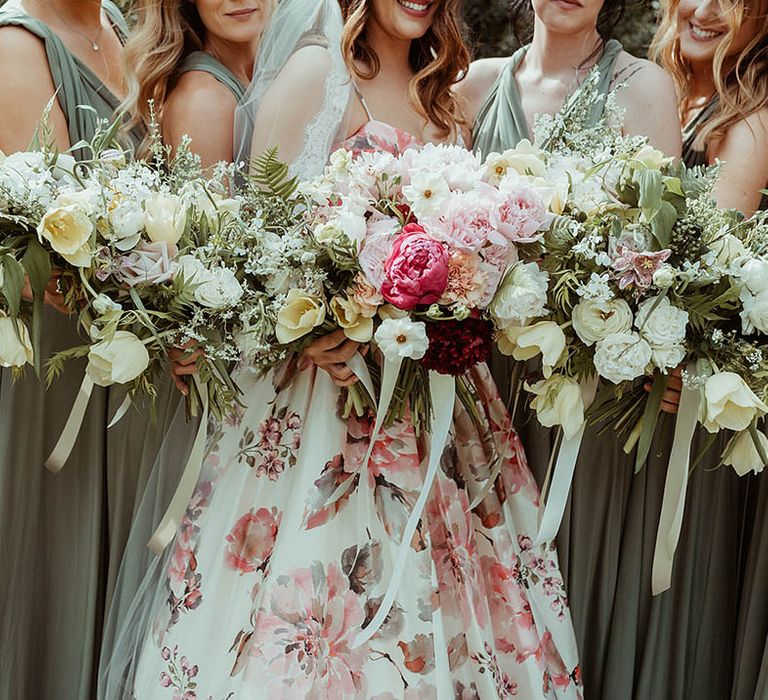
(339, 0, 471, 138)
(120, 0, 207, 152)
(651, 0, 768, 151)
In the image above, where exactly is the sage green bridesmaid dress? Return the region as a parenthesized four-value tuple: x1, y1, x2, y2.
(474, 43, 750, 700)
(176, 51, 247, 103)
(0, 4, 191, 698)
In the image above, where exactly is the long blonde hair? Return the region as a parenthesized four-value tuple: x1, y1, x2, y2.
(338, 0, 470, 138)
(651, 0, 768, 150)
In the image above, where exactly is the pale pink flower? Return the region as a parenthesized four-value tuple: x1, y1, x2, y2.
(494, 184, 551, 243)
(118, 241, 179, 287)
(424, 189, 499, 252)
(439, 249, 492, 307)
(358, 215, 400, 289)
(245, 562, 367, 698)
(224, 507, 282, 574)
(350, 273, 383, 317)
(611, 246, 672, 290)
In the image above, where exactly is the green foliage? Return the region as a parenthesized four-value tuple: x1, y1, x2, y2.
(248, 146, 299, 200)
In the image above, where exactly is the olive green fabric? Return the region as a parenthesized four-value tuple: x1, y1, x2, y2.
(177, 51, 247, 104)
(0, 5, 192, 699)
(473, 44, 753, 700)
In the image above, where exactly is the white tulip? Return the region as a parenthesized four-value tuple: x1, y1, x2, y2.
(527, 374, 585, 440)
(0, 314, 33, 367)
(144, 192, 187, 245)
(699, 372, 768, 433)
(724, 430, 768, 476)
(499, 322, 565, 377)
(86, 331, 150, 386)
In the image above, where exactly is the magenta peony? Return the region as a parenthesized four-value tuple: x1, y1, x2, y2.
(381, 223, 449, 310)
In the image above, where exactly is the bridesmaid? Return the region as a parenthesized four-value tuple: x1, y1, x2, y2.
(459, 0, 685, 697)
(652, 2, 768, 698)
(121, 0, 275, 167)
(0, 2, 159, 699)
(99, 0, 276, 665)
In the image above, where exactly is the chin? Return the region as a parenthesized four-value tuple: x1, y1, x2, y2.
(391, 0, 438, 38)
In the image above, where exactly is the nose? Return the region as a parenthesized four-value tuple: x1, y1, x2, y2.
(692, 0, 720, 21)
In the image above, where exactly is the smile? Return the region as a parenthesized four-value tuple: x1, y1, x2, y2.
(396, 0, 434, 17)
(689, 23, 724, 41)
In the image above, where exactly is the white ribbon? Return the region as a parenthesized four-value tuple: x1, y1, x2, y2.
(534, 374, 599, 546)
(45, 375, 95, 473)
(108, 394, 133, 429)
(651, 366, 700, 595)
(353, 371, 456, 648)
(148, 376, 209, 555)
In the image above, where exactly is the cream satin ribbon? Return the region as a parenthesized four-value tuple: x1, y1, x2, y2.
(651, 365, 700, 595)
(148, 375, 209, 555)
(46, 375, 95, 473)
(345, 352, 457, 648)
(534, 374, 599, 546)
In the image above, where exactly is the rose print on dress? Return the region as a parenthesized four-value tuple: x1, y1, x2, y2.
(237, 406, 302, 480)
(244, 561, 368, 698)
(224, 507, 282, 575)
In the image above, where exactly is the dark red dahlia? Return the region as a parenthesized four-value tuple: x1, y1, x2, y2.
(421, 318, 494, 376)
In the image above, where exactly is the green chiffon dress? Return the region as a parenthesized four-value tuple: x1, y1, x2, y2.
(474, 43, 752, 700)
(0, 4, 192, 698)
(176, 51, 247, 104)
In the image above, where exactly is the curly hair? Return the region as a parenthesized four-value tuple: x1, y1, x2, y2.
(651, 0, 768, 150)
(338, 0, 471, 138)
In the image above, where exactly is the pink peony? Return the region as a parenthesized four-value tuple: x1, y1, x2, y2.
(424, 188, 498, 251)
(494, 185, 550, 243)
(118, 240, 179, 287)
(358, 215, 400, 289)
(381, 223, 449, 310)
(224, 507, 282, 574)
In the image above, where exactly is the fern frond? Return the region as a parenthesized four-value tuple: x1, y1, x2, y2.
(248, 146, 298, 200)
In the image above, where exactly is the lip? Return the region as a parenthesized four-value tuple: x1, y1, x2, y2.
(687, 20, 725, 42)
(396, 0, 434, 18)
(551, 0, 585, 10)
(226, 7, 258, 19)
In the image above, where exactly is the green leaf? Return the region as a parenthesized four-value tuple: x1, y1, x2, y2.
(22, 239, 52, 377)
(636, 167, 664, 218)
(663, 176, 684, 197)
(248, 146, 298, 200)
(635, 372, 669, 473)
(1, 255, 26, 317)
(650, 201, 678, 248)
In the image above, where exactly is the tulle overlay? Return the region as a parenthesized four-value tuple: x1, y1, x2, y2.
(106, 121, 582, 700)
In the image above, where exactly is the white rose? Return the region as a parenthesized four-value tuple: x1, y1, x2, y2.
(651, 344, 686, 372)
(635, 295, 688, 347)
(633, 145, 671, 170)
(331, 296, 373, 343)
(37, 192, 94, 267)
(490, 262, 549, 328)
(709, 233, 747, 267)
(144, 192, 187, 245)
(193, 267, 244, 309)
(275, 289, 326, 343)
(738, 258, 768, 294)
(499, 322, 566, 377)
(86, 331, 150, 386)
(699, 372, 768, 433)
(0, 313, 33, 367)
(594, 332, 653, 384)
(527, 374, 585, 440)
(724, 430, 768, 476)
(653, 265, 676, 290)
(740, 289, 768, 335)
(176, 254, 210, 285)
(572, 298, 633, 346)
(374, 317, 429, 362)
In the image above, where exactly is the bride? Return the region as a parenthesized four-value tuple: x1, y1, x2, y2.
(100, 1, 582, 697)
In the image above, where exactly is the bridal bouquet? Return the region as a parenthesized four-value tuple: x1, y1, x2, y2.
(240, 142, 554, 431)
(0, 117, 266, 420)
(486, 86, 768, 475)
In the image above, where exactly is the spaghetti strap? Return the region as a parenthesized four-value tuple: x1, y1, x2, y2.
(352, 82, 374, 121)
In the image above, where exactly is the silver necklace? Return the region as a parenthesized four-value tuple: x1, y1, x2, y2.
(55, 11, 105, 51)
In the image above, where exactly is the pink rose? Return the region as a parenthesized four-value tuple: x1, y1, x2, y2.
(381, 223, 449, 310)
(494, 185, 550, 243)
(118, 241, 179, 287)
(224, 507, 282, 574)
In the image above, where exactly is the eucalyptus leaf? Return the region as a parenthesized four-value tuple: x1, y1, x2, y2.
(650, 201, 678, 248)
(22, 239, 52, 376)
(1, 255, 26, 317)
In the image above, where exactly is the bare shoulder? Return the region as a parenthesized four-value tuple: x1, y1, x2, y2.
(612, 52, 677, 105)
(164, 70, 238, 128)
(715, 107, 768, 159)
(0, 24, 54, 88)
(272, 44, 334, 94)
(457, 56, 510, 124)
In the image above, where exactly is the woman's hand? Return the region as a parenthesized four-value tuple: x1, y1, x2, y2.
(645, 366, 683, 415)
(168, 342, 204, 396)
(22, 271, 69, 314)
(302, 329, 362, 387)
